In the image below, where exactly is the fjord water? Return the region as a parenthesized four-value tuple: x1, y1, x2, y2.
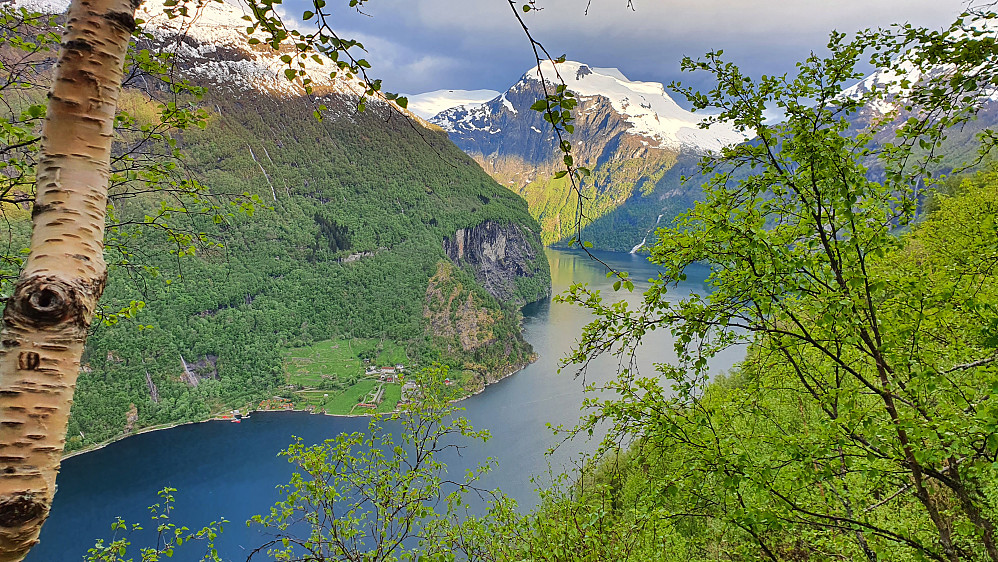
(29, 249, 744, 561)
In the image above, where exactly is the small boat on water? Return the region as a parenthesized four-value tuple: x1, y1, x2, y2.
(231, 419, 241, 423)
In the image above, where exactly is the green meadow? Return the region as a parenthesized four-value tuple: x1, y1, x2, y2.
(284, 338, 409, 415)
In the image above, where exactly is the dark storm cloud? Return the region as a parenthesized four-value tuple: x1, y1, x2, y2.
(283, 0, 966, 96)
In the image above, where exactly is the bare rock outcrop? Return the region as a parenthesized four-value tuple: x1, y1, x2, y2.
(442, 221, 545, 305)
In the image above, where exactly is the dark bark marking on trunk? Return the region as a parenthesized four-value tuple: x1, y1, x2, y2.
(61, 39, 92, 53)
(0, 494, 45, 528)
(29, 203, 52, 220)
(16, 354, 39, 372)
(103, 10, 136, 32)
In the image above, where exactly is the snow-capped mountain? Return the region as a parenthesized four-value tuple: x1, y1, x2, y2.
(13, 0, 385, 101)
(428, 61, 746, 249)
(136, 0, 364, 97)
(405, 89, 500, 119)
(839, 60, 927, 117)
(433, 61, 746, 154)
(837, 56, 998, 177)
(839, 49, 998, 128)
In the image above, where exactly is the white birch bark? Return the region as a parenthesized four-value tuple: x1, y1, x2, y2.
(0, 0, 140, 557)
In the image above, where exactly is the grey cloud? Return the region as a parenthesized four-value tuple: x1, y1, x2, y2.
(284, 0, 966, 95)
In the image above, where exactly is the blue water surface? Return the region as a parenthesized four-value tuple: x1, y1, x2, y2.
(30, 249, 743, 561)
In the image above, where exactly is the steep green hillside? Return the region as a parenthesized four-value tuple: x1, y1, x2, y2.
(481, 148, 680, 249)
(64, 92, 549, 451)
(525, 167, 998, 560)
(566, 153, 704, 251)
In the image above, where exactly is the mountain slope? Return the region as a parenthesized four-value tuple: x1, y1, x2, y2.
(2, 0, 550, 450)
(430, 61, 745, 249)
(840, 60, 998, 176)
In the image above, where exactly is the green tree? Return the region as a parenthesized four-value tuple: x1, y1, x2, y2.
(561, 16, 998, 562)
(249, 366, 521, 562)
(85, 488, 226, 562)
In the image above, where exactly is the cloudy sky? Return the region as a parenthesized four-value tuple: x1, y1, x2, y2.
(283, 0, 967, 99)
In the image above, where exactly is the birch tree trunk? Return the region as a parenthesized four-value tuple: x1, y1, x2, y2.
(0, 0, 139, 558)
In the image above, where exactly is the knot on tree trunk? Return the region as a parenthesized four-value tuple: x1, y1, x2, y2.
(9, 276, 97, 329)
(0, 493, 46, 529)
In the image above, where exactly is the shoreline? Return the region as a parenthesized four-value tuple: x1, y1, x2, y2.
(61, 357, 536, 461)
(60, 409, 384, 460)
(461, 356, 535, 399)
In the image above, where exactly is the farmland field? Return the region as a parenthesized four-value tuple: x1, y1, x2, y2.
(284, 338, 409, 414)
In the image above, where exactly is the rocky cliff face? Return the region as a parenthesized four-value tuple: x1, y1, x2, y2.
(425, 220, 549, 389)
(443, 220, 548, 305)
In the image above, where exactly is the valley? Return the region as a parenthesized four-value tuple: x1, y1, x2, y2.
(429, 61, 745, 250)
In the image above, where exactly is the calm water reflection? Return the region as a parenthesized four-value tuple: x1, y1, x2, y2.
(29, 249, 743, 561)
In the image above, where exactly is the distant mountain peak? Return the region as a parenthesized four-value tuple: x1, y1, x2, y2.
(839, 52, 998, 118)
(428, 60, 752, 250)
(520, 60, 746, 151)
(434, 60, 747, 153)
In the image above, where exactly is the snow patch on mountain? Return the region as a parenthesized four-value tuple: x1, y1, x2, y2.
(432, 104, 486, 134)
(405, 89, 500, 119)
(9, 0, 69, 14)
(136, 0, 363, 97)
(526, 60, 748, 151)
(501, 93, 516, 114)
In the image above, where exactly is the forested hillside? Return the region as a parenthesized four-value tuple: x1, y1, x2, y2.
(0, 3, 549, 452)
(70, 95, 547, 450)
(527, 164, 998, 561)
